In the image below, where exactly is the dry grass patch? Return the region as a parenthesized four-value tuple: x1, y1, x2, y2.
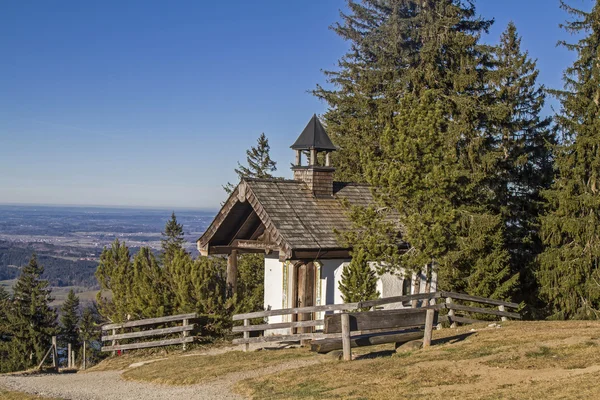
(236, 321, 600, 400)
(0, 386, 61, 400)
(122, 347, 317, 385)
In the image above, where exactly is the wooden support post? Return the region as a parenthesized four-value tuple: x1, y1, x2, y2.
(68, 343, 72, 368)
(423, 309, 434, 348)
(411, 273, 421, 308)
(51, 336, 58, 371)
(310, 148, 317, 166)
(341, 313, 351, 361)
(243, 319, 250, 352)
(182, 318, 189, 351)
(446, 297, 456, 328)
(112, 328, 117, 356)
(325, 152, 331, 167)
(499, 305, 508, 321)
(37, 344, 54, 370)
(82, 341, 86, 370)
(295, 150, 301, 166)
(226, 249, 238, 298)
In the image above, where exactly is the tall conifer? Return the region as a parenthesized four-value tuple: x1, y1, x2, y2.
(8, 255, 57, 370)
(224, 133, 277, 194)
(488, 22, 555, 311)
(539, 1, 600, 319)
(60, 289, 80, 350)
(161, 212, 186, 264)
(319, 0, 517, 299)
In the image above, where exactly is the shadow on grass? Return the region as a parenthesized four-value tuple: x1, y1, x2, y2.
(432, 332, 476, 346)
(352, 332, 476, 361)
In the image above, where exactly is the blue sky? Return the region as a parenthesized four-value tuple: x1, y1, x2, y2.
(0, 0, 593, 210)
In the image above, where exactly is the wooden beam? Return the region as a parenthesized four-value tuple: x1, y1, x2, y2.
(439, 291, 519, 309)
(311, 330, 424, 354)
(360, 292, 441, 309)
(102, 313, 198, 331)
(231, 239, 277, 251)
(445, 303, 521, 319)
(232, 319, 324, 333)
(232, 332, 340, 345)
(101, 337, 194, 352)
(102, 324, 194, 341)
(324, 308, 439, 334)
(227, 249, 238, 298)
(233, 302, 360, 321)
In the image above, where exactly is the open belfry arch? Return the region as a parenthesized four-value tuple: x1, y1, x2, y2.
(198, 114, 435, 333)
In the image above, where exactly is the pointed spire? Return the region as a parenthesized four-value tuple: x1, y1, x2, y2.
(290, 114, 337, 151)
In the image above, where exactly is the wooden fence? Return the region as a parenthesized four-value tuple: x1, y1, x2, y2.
(101, 313, 197, 353)
(232, 291, 519, 351)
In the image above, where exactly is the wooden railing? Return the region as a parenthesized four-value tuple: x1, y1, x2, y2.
(232, 291, 520, 350)
(101, 313, 197, 353)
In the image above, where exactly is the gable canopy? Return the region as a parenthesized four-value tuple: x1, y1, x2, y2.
(197, 178, 391, 261)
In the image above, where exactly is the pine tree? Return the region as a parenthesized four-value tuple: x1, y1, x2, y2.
(224, 133, 277, 194)
(319, 0, 517, 300)
(60, 289, 80, 350)
(8, 254, 57, 371)
(539, 1, 600, 319)
(339, 249, 379, 303)
(130, 247, 171, 319)
(95, 240, 134, 322)
(488, 22, 555, 312)
(161, 212, 186, 264)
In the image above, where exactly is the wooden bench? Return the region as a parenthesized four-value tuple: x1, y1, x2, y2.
(311, 306, 439, 360)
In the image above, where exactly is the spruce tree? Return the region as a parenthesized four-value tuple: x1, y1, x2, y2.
(488, 22, 555, 312)
(319, 0, 517, 300)
(8, 254, 57, 371)
(224, 132, 277, 194)
(339, 249, 379, 303)
(539, 1, 600, 319)
(0, 286, 11, 342)
(161, 212, 186, 264)
(60, 289, 80, 350)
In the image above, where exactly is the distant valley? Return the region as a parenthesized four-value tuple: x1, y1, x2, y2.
(0, 205, 214, 304)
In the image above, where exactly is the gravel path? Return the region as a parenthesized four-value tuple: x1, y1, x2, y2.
(0, 357, 321, 400)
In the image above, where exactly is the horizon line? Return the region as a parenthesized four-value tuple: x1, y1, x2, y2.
(0, 201, 218, 213)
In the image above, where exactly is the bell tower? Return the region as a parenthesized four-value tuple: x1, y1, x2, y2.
(291, 114, 337, 197)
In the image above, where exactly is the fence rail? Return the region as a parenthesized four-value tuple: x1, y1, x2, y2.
(101, 313, 197, 352)
(231, 291, 520, 350)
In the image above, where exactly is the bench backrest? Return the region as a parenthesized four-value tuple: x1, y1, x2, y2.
(324, 308, 438, 334)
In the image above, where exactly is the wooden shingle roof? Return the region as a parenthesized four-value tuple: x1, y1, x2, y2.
(197, 178, 397, 260)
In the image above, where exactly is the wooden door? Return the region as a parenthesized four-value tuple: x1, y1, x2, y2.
(294, 262, 316, 333)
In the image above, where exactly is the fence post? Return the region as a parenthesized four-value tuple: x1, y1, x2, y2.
(423, 309, 434, 348)
(446, 297, 456, 328)
(243, 319, 250, 352)
(498, 305, 508, 322)
(112, 328, 117, 356)
(182, 318, 189, 351)
(51, 336, 58, 371)
(82, 341, 86, 370)
(341, 313, 352, 361)
(67, 343, 72, 368)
